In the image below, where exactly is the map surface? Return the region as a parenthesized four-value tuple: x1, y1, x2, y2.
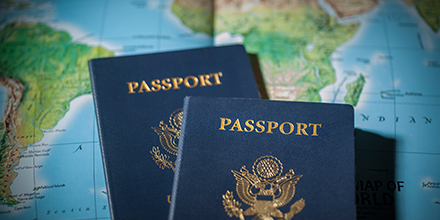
(213, 0, 440, 219)
(0, 0, 211, 219)
(0, 0, 439, 219)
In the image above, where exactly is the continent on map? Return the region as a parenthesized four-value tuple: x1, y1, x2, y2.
(171, 0, 214, 35)
(324, 0, 378, 18)
(344, 74, 366, 106)
(404, 0, 440, 32)
(0, 22, 113, 206)
(214, 0, 364, 101)
(0, 77, 24, 206)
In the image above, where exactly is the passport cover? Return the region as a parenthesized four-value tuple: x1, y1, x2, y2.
(88, 45, 260, 220)
(169, 97, 355, 220)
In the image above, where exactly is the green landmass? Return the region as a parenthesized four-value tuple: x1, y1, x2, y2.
(215, 3, 359, 101)
(171, 0, 213, 35)
(344, 74, 366, 106)
(0, 22, 113, 145)
(413, 0, 440, 32)
(0, 22, 113, 205)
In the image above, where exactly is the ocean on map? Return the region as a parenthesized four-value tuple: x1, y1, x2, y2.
(50, 0, 212, 56)
(5, 94, 109, 220)
(320, 0, 439, 135)
(320, 1, 440, 219)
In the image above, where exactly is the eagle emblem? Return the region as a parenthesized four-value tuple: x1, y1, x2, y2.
(222, 155, 305, 220)
(150, 108, 182, 172)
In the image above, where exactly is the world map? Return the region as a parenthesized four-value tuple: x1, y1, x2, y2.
(0, 0, 439, 219)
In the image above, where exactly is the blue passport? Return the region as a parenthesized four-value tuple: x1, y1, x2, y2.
(169, 97, 355, 220)
(88, 45, 260, 219)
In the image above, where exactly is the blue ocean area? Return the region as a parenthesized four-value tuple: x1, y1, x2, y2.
(31, 95, 109, 219)
(328, 2, 440, 219)
(52, 0, 212, 55)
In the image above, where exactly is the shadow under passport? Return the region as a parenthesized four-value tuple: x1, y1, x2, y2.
(248, 53, 269, 99)
(355, 129, 398, 220)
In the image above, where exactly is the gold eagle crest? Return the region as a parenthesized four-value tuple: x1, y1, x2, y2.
(150, 108, 182, 172)
(222, 155, 305, 220)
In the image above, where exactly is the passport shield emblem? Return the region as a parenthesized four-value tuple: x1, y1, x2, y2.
(222, 155, 305, 220)
(150, 108, 182, 172)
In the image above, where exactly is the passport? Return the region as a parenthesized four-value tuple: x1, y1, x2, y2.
(88, 45, 260, 220)
(169, 97, 355, 220)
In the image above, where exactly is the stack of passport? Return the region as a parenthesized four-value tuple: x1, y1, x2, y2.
(170, 96, 354, 220)
(88, 45, 355, 220)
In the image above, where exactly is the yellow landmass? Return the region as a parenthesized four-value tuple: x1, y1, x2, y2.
(215, 0, 320, 11)
(324, 0, 378, 18)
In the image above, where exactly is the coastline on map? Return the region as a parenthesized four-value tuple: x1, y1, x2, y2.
(318, 0, 383, 105)
(0, 1, 214, 218)
(5, 94, 108, 219)
(318, 0, 381, 25)
(32, 94, 94, 148)
(165, 6, 213, 41)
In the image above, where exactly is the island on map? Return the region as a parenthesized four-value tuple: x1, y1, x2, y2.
(0, 22, 113, 206)
(210, 0, 376, 102)
(345, 74, 366, 106)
